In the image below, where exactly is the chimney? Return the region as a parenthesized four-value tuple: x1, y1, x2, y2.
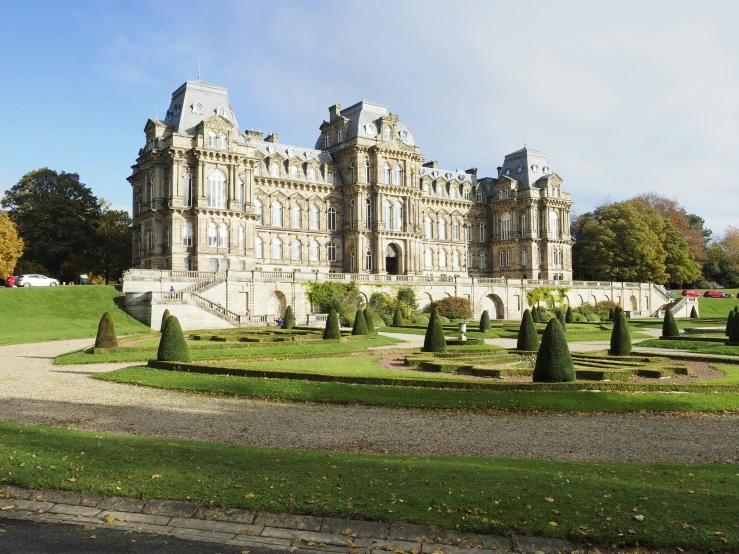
(465, 167, 478, 176)
(329, 104, 341, 121)
(265, 133, 279, 143)
(245, 129, 262, 140)
(496, 166, 502, 178)
(423, 160, 438, 168)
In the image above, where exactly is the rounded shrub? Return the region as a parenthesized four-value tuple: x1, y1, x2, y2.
(351, 309, 368, 335)
(662, 309, 680, 338)
(533, 318, 575, 382)
(283, 306, 296, 329)
(160, 309, 171, 333)
(557, 309, 567, 333)
(412, 313, 429, 326)
(94, 312, 118, 349)
(565, 306, 574, 324)
(422, 308, 447, 353)
(392, 306, 404, 327)
(689, 305, 698, 319)
(609, 310, 632, 356)
(479, 310, 491, 332)
(516, 309, 540, 351)
(323, 309, 341, 340)
(157, 315, 191, 362)
(363, 308, 376, 335)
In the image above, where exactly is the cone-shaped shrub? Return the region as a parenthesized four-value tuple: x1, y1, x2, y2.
(95, 312, 118, 349)
(557, 309, 567, 333)
(726, 310, 735, 337)
(533, 318, 575, 382)
(730, 313, 739, 343)
(609, 310, 632, 356)
(608, 307, 615, 321)
(531, 306, 540, 323)
(392, 306, 404, 327)
(160, 309, 171, 333)
(516, 309, 540, 351)
(565, 306, 574, 324)
(157, 315, 191, 362)
(423, 308, 447, 353)
(363, 308, 376, 335)
(689, 305, 698, 319)
(351, 309, 368, 335)
(479, 310, 491, 332)
(282, 306, 295, 329)
(323, 309, 341, 340)
(662, 309, 679, 338)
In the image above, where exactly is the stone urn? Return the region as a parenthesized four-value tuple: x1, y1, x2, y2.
(458, 322, 467, 341)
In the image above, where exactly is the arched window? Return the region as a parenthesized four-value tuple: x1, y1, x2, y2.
(452, 249, 460, 268)
(308, 167, 316, 182)
(393, 164, 402, 186)
(439, 249, 447, 267)
(290, 166, 298, 179)
(327, 170, 334, 184)
(183, 221, 193, 247)
(383, 199, 392, 229)
(309, 240, 319, 261)
(254, 199, 263, 225)
(394, 200, 403, 231)
(239, 226, 245, 250)
(219, 133, 228, 149)
(182, 173, 192, 207)
(272, 237, 282, 259)
(272, 201, 282, 228)
(218, 223, 229, 248)
(520, 213, 526, 237)
(349, 200, 355, 229)
(350, 252, 355, 272)
(437, 184, 443, 197)
(467, 251, 472, 268)
(271, 162, 279, 177)
(476, 187, 483, 202)
(363, 160, 370, 183)
(425, 248, 432, 268)
(478, 222, 486, 242)
(438, 219, 446, 240)
(550, 210, 559, 237)
(328, 207, 336, 231)
(208, 222, 217, 247)
(382, 163, 390, 184)
(291, 239, 301, 261)
(365, 249, 372, 271)
(255, 236, 263, 259)
(501, 212, 511, 240)
(324, 134, 330, 148)
(309, 205, 319, 229)
(291, 203, 301, 228)
(349, 162, 355, 184)
(237, 179, 244, 210)
(338, 129, 343, 142)
(208, 131, 217, 147)
(479, 251, 486, 269)
(207, 170, 226, 209)
(452, 220, 459, 240)
(365, 199, 372, 228)
(424, 217, 432, 239)
(423, 183, 429, 196)
(328, 241, 336, 262)
(384, 127, 391, 141)
(450, 186, 457, 200)
(521, 247, 527, 267)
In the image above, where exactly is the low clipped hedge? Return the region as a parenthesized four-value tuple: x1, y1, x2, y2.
(657, 336, 726, 343)
(445, 338, 484, 346)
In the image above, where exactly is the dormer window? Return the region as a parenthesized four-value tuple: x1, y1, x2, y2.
(208, 131, 217, 147)
(308, 168, 316, 182)
(216, 106, 226, 117)
(192, 102, 203, 115)
(219, 133, 228, 149)
(324, 134, 330, 148)
(164, 111, 172, 122)
(338, 129, 343, 142)
(173, 104, 181, 116)
(384, 127, 391, 141)
(290, 166, 298, 179)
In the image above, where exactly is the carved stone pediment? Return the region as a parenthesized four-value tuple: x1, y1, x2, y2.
(202, 115, 234, 131)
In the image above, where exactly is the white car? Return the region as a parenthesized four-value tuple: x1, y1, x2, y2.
(16, 274, 60, 287)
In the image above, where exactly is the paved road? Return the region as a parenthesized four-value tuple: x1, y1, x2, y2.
(0, 338, 737, 463)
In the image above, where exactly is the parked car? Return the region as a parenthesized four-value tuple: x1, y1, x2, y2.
(665, 290, 676, 296)
(15, 274, 60, 287)
(703, 290, 724, 298)
(719, 292, 734, 298)
(682, 290, 701, 297)
(5, 276, 16, 287)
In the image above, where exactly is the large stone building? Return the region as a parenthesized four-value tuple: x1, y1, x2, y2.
(129, 80, 573, 280)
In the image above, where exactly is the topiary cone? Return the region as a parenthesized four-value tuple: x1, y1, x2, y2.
(557, 309, 567, 333)
(726, 311, 735, 337)
(160, 309, 171, 333)
(565, 306, 574, 324)
(516, 309, 540, 351)
(689, 305, 698, 319)
(283, 305, 295, 329)
(479, 310, 491, 332)
(363, 308, 376, 335)
(423, 308, 447, 353)
(351, 309, 368, 335)
(95, 312, 118, 349)
(609, 310, 632, 356)
(531, 306, 540, 323)
(608, 307, 615, 321)
(392, 306, 404, 327)
(662, 309, 679, 338)
(323, 308, 341, 340)
(533, 317, 575, 382)
(157, 315, 191, 362)
(730, 312, 739, 343)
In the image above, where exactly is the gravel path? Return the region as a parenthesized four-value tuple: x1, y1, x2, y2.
(0, 339, 737, 464)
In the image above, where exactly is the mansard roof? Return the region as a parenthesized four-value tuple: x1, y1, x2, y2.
(499, 146, 554, 190)
(315, 100, 416, 149)
(251, 140, 334, 165)
(164, 81, 242, 139)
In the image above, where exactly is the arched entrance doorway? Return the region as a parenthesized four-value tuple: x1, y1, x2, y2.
(481, 294, 505, 319)
(385, 244, 400, 275)
(267, 290, 287, 319)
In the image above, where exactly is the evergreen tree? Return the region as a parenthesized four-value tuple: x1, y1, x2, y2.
(479, 310, 491, 332)
(662, 309, 680, 338)
(392, 306, 404, 327)
(557, 309, 567, 333)
(531, 306, 540, 323)
(726, 310, 734, 337)
(730, 313, 739, 343)
(608, 307, 615, 321)
(94, 312, 118, 349)
(157, 315, 191, 362)
(282, 306, 295, 329)
(533, 318, 575, 382)
(160, 309, 171, 333)
(565, 306, 574, 324)
(422, 308, 447, 353)
(363, 308, 376, 334)
(689, 305, 698, 319)
(323, 308, 341, 340)
(609, 310, 632, 355)
(351, 309, 368, 335)
(516, 309, 540, 351)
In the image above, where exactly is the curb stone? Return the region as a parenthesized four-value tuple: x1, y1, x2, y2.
(0, 484, 578, 553)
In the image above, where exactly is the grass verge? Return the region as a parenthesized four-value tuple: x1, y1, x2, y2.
(637, 339, 739, 356)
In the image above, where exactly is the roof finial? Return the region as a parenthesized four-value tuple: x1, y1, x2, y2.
(455, 157, 458, 171)
(524, 127, 526, 148)
(155, 100, 158, 120)
(198, 50, 201, 81)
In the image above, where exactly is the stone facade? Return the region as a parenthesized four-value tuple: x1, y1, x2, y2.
(129, 81, 573, 280)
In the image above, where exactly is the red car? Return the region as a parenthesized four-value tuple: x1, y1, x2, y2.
(682, 290, 701, 297)
(703, 291, 724, 298)
(5, 276, 16, 287)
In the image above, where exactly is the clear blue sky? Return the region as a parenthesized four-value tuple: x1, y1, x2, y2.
(1, 0, 737, 237)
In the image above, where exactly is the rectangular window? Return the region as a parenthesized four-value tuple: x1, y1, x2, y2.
(239, 260, 246, 271)
(184, 258, 193, 271)
(327, 171, 334, 184)
(466, 225, 471, 242)
(209, 258, 218, 272)
(220, 259, 229, 271)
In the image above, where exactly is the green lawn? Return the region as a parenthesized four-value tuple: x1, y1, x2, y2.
(637, 339, 739, 356)
(0, 286, 151, 344)
(697, 289, 739, 318)
(0, 421, 735, 551)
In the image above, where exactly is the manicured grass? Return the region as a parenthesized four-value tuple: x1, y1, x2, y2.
(0, 421, 735, 551)
(697, 291, 739, 318)
(96, 367, 739, 412)
(709, 364, 739, 384)
(637, 339, 739, 356)
(55, 335, 402, 365)
(0, 286, 151, 344)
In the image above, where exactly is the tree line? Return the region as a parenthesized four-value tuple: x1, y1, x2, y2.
(0, 168, 131, 284)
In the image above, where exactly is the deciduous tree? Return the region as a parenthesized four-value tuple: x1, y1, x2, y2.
(0, 212, 23, 279)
